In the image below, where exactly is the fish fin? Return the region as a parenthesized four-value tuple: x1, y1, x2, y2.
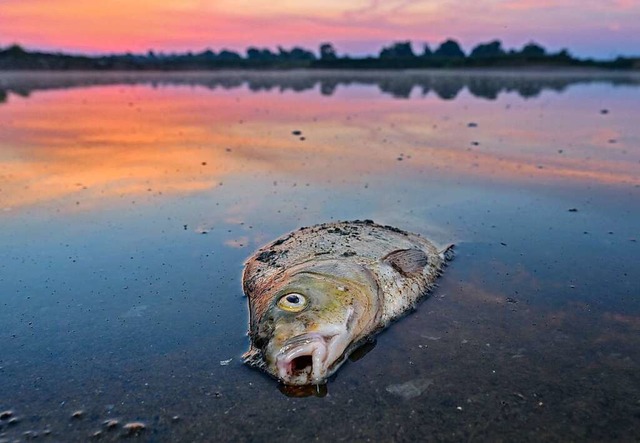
(439, 244, 455, 262)
(382, 248, 429, 276)
(242, 347, 265, 368)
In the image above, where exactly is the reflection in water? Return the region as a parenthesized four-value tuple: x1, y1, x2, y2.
(1, 72, 638, 211)
(0, 70, 639, 102)
(279, 383, 328, 398)
(0, 72, 639, 441)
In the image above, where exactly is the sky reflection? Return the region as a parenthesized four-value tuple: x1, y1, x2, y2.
(0, 72, 639, 213)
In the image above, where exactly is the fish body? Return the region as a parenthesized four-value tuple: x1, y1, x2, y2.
(242, 220, 452, 386)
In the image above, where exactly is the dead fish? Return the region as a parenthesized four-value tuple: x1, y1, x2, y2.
(242, 220, 453, 386)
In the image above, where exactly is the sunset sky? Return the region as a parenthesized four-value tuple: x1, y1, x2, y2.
(1, 0, 639, 58)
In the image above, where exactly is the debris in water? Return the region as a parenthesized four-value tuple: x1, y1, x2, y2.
(386, 378, 433, 400)
(291, 130, 302, 136)
(600, 109, 609, 114)
(122, 422, 146, 436)
(71, 410, 84, 419)
(103, 419, 119, 429)
(467, 122, 478, 127)
(568, 208, 578, 212)
(0, 410, 13, 420)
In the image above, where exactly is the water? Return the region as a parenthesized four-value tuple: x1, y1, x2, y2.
(0, 71, 639, 441)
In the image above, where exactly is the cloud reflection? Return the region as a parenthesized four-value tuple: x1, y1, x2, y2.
(0, 72, 638, 211)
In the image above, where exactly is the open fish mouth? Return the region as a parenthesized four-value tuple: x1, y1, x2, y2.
(276, 333, 335, 385)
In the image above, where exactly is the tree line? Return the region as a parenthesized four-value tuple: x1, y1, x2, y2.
(0, 39, 638, 70)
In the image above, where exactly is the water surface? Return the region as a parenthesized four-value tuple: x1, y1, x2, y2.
(1, 71, 639, 441)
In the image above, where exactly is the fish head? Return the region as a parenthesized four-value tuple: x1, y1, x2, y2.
(249, 267, 380, 386)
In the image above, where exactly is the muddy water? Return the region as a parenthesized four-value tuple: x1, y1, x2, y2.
(0, 71, 639, 441)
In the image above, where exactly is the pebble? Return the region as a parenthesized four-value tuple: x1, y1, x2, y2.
(103, 419, 119, 429)
(122, 422, 146, 435)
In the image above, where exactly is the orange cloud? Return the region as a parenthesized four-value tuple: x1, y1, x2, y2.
(1, 0, 638, 56)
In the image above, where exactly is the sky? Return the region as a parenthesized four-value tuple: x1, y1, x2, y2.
(1, 0, 639, 59)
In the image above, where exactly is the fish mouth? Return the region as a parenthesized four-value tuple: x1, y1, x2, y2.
(276, 333, 335, 385)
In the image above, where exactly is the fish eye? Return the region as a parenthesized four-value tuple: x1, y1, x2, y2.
(277, 293, 307, 312)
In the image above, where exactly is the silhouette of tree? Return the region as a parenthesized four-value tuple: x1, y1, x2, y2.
(278, 46, 316, 61)
(470, 40, 504, 58)
(217, 50, 241, 61)
(520, 42, 546, 57)
(379, 41, 415, 59)
(4, 44, 26, 56)
(319, 43, 337, 60)
(434, 39, 465, 58)
(422, 43, 433, 58)
(247, 47, 276, 61)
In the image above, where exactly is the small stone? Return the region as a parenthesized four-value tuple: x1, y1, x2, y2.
(122, 422, 146, 435)
(71, 410, 84, 419)
(0, 411, 12, 420)
(103, 419, 119, 429)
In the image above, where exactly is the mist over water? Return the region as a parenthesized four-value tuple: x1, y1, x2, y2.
(0, 71, 639, 441)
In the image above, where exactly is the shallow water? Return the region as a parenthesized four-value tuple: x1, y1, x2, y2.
(0, 70, 639, 442)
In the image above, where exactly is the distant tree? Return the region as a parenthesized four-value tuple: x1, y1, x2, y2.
(379, 41, 415, 59)
(422, 43, 433, 58)
(277, 46, 316, 61)
(319, 43, 337, 60)
(6, 44, 26, 54)
(290, 47, 316, 60)
(198, 49, 217, 59)
(217, 50, 242, 61)
(520, 42, 546, 57)
(470, 40, 505, 58)
(434, 39, 465, 58)
(247, 47, 275, 60)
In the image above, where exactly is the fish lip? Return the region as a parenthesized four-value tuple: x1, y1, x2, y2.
(276, 333, 336, 385)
